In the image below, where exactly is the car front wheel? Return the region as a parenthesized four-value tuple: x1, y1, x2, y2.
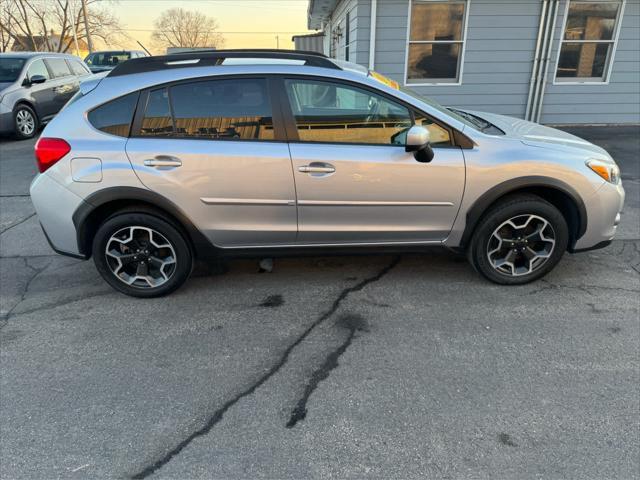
(468, 194, 569, 285)
(92, 212, 193, 297)
(14, 105, 38, 139)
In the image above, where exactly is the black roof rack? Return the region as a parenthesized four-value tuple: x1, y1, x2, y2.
(108, 49, 341, 77)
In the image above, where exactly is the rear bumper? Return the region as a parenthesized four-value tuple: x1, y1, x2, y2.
(30, 173, 86, 257)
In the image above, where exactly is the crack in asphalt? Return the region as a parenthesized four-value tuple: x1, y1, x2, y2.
(129, 256, 401, 479)
(286, 313, 368, 428)
(0, 213, 35, 235)
(528, 278, 640, 296)
(8, 291, 114, 318)
(1, 257, 50, 325)
(0, 193, 31, 198)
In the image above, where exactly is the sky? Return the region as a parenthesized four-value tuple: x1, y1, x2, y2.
(103, 0, 316, 53)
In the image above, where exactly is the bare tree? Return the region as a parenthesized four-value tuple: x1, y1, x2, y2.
(0, 0, 126, 53)
(151, 8, 224, 51)
(0, 0, 19, 51)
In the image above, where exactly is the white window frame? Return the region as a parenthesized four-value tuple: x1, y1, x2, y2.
(344, 9, 355, 61)
(553, 0, 626, 85)
(403, 0, 470, 87)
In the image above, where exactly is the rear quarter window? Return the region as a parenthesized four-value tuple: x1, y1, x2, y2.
(69, 60, 89, 76)
(88, 92, 139, 137)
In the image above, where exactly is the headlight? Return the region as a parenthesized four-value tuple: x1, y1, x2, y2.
(586, 158, 621, 184)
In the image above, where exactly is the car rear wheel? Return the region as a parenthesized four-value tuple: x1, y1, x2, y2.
(14, 105, 38, 140)
(93, 212, 193, 297)
(468, 194, 569, 285)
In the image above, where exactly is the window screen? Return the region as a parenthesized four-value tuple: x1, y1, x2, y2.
(285, 79, 413, 145)
(88, 93, 138, 137)
(556, 1, 623, 81)
(168, 78, 274, 140)
(407, 1, 467, 84)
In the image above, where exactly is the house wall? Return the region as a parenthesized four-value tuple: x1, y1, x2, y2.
(322, 0, 640, 124)
(372, 0, 542, 118)
(326, 0, 371, 65)
(540, 0, 640, 124)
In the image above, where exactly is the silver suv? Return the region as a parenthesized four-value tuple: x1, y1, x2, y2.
(30, 50, 625, 297)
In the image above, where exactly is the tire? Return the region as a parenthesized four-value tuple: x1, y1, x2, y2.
(92, 212, 193, 297)
(467, 194, 569, 285)
(13, 104, 38, 140)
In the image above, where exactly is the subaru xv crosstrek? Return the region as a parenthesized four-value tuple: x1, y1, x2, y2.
(29, 50, 625, 297)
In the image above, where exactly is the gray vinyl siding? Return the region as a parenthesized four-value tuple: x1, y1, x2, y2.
(372, 0, 542, 118)
(322, 0, 639, 125)
(540, 0, 640, 124)
(329, 0, 359, 63)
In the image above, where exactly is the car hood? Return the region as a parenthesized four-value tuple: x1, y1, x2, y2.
(464, 110, 611, 159)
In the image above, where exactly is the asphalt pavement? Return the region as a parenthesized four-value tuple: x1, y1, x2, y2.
(1, 127, 638, 479)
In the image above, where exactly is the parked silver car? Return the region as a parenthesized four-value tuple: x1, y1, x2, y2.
(30, 50, 624, 297)
(0, 52, 91, 139)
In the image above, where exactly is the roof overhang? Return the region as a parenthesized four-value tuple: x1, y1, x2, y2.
(308, 0, 338, 29)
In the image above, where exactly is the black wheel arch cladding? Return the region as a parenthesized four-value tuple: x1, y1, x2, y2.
(460, 176, 587, 250)
(72, 187, 215, 259)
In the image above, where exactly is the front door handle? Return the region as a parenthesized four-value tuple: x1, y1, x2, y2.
(298, 162, 335, 174)
(144, 156, 182, 168)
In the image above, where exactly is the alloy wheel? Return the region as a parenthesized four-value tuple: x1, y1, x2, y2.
(105, 226, 177, 288)
(15, 109, 35, 136)
(486, 214, 556, 277)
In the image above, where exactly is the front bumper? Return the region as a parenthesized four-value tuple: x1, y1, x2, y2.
(572, 180, 625, 251)
(30, 173, 87, 257)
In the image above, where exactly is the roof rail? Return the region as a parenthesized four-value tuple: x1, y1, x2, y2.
(108, 49, 341, 77)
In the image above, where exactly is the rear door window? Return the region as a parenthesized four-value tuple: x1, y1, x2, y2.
(45, 58, 72, 78)
(169, 78, 273, 140)
(88, 93, 139, 137)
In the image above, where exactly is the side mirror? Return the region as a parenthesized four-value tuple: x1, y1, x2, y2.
(405, 125, 434, 163)
(29, 74, 47, 85)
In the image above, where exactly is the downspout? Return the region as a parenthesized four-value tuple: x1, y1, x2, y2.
(530, 0, 554, 123)
(535, 0, 560, 123)
(525, 0, 549, 121)
(368, 0, 378, 70)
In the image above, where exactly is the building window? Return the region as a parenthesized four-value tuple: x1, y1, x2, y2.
(406, 0, 468, 85)
(556, 0, 625, 83)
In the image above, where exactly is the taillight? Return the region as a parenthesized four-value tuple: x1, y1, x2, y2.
(35, 137, 71, 173)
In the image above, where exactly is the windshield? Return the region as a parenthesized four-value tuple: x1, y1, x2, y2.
(397, 85, 481, 131)
(85, 52, 131, 67)
(0, 58, 26, 83)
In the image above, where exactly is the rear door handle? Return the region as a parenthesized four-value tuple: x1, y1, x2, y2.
(298, 163, 335, 174)
(143, 156, 182, 168)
